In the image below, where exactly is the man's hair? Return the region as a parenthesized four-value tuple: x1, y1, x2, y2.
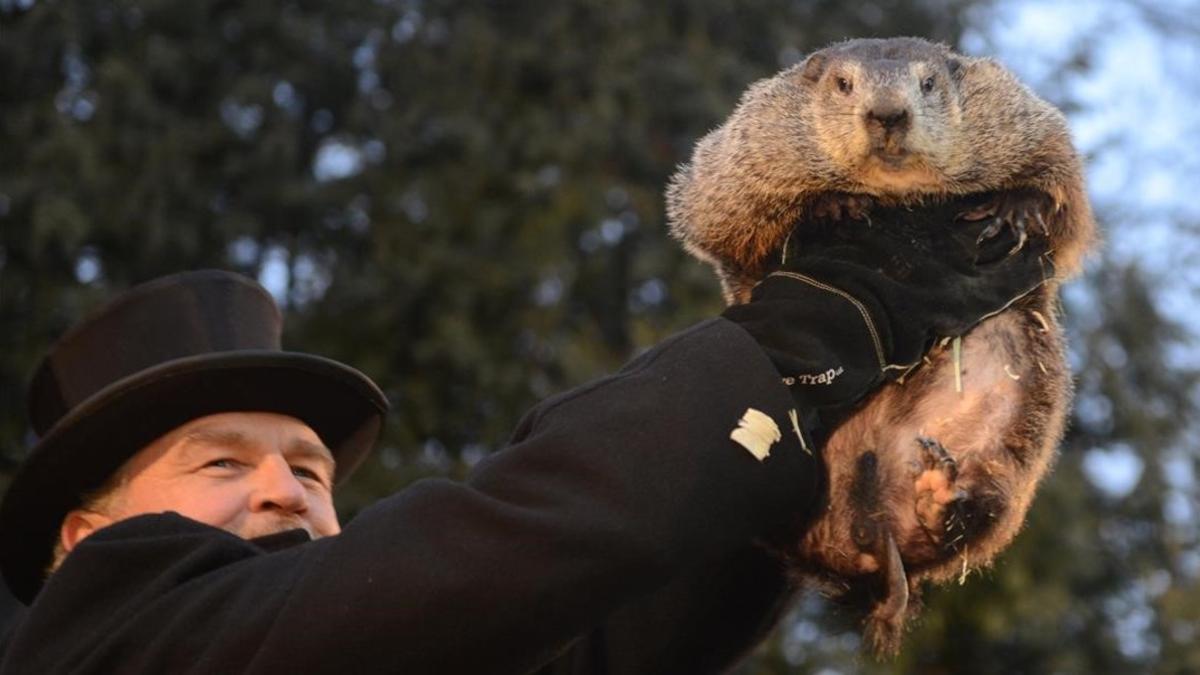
(46, 469, 129, 576)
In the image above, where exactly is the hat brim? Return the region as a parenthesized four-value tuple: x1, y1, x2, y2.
(0, 350, 388, 604)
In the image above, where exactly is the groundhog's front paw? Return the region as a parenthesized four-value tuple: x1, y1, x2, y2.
(808, 192, 875, 224)
(958, 188, 1055, 257)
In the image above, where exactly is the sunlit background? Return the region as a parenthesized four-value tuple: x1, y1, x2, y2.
(2, 0, 1199, 672)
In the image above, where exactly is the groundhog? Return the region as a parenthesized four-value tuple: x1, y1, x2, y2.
(666, 37, 1097, 654)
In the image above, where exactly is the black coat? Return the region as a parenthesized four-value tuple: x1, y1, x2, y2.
(0, 581, 21, 657)
(0, 319, 823, 674)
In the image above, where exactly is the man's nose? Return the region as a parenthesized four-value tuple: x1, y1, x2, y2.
(249, 459, 308, 513)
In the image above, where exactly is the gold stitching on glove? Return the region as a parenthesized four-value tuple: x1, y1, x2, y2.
(767, 270, 887, 371)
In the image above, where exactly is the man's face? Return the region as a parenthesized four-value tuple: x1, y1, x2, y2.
(61, 411, 341, 553)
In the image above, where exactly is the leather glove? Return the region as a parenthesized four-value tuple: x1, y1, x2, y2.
(722, 196, 1055, 445)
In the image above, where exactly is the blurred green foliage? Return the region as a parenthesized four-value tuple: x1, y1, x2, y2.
(2, 1, 1198, 673)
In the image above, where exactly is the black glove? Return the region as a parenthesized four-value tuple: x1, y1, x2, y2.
(722, 196, 1055, 444)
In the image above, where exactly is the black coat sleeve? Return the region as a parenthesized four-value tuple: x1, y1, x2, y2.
(540, 543, 796, 675)
(1, 319, 823, 675)
(0, 580, 24, 661)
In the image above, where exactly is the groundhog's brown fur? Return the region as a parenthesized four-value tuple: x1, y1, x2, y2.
(667, 37, 1097, 655)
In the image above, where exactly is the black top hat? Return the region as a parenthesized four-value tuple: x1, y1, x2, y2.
(0, 270, 389, 603)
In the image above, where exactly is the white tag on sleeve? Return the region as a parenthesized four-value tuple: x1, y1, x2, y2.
(730, 408, 781, 462)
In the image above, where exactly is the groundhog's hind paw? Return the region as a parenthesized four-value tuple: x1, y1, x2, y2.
(959, 188, 1054, 260)
(913, 437, 967, 545)
(913, 437, 1006, 556)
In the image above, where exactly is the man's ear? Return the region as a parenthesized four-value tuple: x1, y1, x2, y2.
(59, 509, 116, 554)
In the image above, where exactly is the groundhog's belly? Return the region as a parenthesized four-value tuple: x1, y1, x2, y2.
(791, 291, 1069, 589)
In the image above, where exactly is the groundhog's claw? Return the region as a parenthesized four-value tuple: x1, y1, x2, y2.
(917, 436, 957, 480)
(978, 216, 1028, 256)
(961, 189, 1055, 257)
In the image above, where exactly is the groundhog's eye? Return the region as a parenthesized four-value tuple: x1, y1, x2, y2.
(921, 76, 936, 94)
(836, 76, 853, 94)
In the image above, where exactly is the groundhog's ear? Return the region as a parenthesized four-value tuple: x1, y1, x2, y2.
(946, 56, 966, 83)
(801, 52, 829, 82)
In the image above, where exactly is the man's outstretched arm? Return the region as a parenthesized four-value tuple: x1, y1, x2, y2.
(10, 318, 818, 675)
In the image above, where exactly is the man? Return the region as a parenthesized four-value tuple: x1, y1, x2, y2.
(0, 206, 1050, 673)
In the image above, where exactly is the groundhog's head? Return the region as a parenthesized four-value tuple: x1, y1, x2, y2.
(729, 37, 972, 197)
(803, 38, 968, 192)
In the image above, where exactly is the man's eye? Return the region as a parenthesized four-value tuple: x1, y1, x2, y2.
(203, 458, 238, 470)
(291, 466, 322, 482)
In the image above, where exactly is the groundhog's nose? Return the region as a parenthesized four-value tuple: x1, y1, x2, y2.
(866, 106, 910, 133)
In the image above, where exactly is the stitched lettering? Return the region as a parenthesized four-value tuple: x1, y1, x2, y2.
(782, 366, 845, 387)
